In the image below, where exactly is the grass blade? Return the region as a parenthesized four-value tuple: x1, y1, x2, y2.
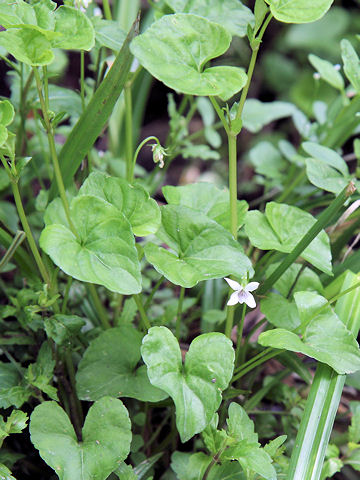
(49, 15, 139, 198)
(287, 271, 360, 479)
(0, 227, 37, 280)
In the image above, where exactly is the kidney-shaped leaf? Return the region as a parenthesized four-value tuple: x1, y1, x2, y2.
(130, 14, 247, 100)
(164, 0, 254, 37)
(141, 326, 234, 442)
(76, 326, 167, 402)
(145, 205, 253, 288)
(0, 29, 54, 66)
(162, 182, 248, 230)
(40, 195, 141, 294)
(52, 6, 95, 50)
(259, 292, 360, 374)
(265, 0, 334, 24)
(30, 397, 132, 480)
(245, 202, 332, 275)
(79, 172, 160, 236)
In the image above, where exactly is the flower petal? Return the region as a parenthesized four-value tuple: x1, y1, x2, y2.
(245, 282, 260, 292)
(224, 277, 242, 291)
(227, 291, 240, 306)
(244, 292, 256, 308)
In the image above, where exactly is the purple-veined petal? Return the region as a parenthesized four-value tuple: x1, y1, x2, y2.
(227, 291, 240, 306)
(245, 282, 260, 292)
(224, 277, 242, 291)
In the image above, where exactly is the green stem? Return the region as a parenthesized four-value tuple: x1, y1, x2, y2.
(0, 231, 26, 273)
(125, 83, 134, 182)
(16, 69, 34, 155)
(33, 68, 79, 239)
(102, 0, 112, 20)
(134, 294, 151, 331)
(10, 180, 51, 285)
(235, 304, 247, 365)
(209, 96, 229, 134)
(80, 50, 85, 111)
(175, 287, 185, 340)
(225, 305, 235, 339)
(145, 275, 165, 309)
(88, 283, 111, 329)
(132, 135, 161, 177)
(232, 348, 282, 382)
(64, 350, 84, 434)
(61, 276, 73, 314)
(235, 13, 273, 123)
(228, 132, 238, 239)
(259, 182, 356, 295)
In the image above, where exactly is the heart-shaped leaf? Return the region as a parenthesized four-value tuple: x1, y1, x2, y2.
(40, 195, 141, 294)
(259, 292, 360, 374)
(30, 397, 132, 480)
(0, 1, 94, 65)
(130, 14, 247, 100)
(145, 205, 253, 288)
(76, 326, 168, 403)
(78, 172, 161, 236)
(164, 0, 254, 37)
(162, 182, 248, 231)
(141, 326, 234, 442)
(265, 0, 334, 23)
(245, 202, 332, 275)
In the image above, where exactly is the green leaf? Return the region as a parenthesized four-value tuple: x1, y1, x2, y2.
(76, 326, 168, 402)
(164, 0, 254, 37)
(249, 142, 287, 180)
(162, 182, 248, 230)
(0, 29, 54, 66)
(4, 410, 28, 435)
(171, 451, 245, 480)
(341, 39, 360, 93)
(224, 404, 276, 480)
(52, 6, 94, 50)
(93, 17, 127, 51)
(261, 294, 300, 330)
(305, 158, 351, 195)
(79, 172, 161, 236)
(345, 448, 360, 471)
(130, 14, 247, 101)
(141, 326, 234, 442)
(44, 314, 85, 345)
(241, 99, 297, 133)
(145, 205, 253, 288)
(0, 464, 16, 480)
(265, 0, 334, 23)
(259, 292, 360, 374)
(302, 142, 348, 176)
(309, 54, 344, 91)
(0, 100, 15, 127)
(40, 196, 141, 294)
(245, 202, 332, 275)
(30, 397, 132, 480)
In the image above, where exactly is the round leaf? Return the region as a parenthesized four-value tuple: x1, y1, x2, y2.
(76, 326, 168, 402)
(40, 195, 141, 294)
(130, 14, 247, 100)
(265, 0, 334, 24)
(141, 326, 234, 442)
(145, 205, 253, 288)
(79, 172, 161, 236)
(30, 397, 132, 480)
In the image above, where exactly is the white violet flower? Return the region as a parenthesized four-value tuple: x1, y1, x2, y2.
(224, 278, 259, 309)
